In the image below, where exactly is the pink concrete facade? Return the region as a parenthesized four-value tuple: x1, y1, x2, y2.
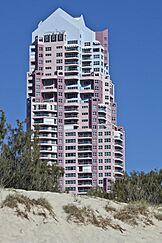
(27, 9, 125, 194)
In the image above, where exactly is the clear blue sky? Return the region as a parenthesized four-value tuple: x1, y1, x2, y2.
(0, 0, 162, 172)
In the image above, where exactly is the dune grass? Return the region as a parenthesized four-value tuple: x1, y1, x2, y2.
(1, 193, 56, 220)
(63, 203, 125, 232)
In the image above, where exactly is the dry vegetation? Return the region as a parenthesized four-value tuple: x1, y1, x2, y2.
(63, 200, 162, 232)
(63, 204, 126, 233)
(154, 213, 162, 221)
(1, 193, 56, 221)
(105, 201, 158, 226)
(105, 204, 117, 213)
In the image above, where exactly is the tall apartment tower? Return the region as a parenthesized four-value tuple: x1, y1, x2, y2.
(27, 8, 125, 194)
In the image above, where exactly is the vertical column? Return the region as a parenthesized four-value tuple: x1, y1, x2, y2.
(57, 76, 65, 191)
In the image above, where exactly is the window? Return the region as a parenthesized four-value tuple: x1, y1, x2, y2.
(65, 180, 76, 184)
(98, 166, 103, 170)
(98, 159, 103, 163)
(105, 138, 111, 143)
(99, 173, 103, 177)
(65, 153, 76, 157)
(56, 53, 62, 57)
(65, 166, 76, 170)
(56, 59, 62, 63)
(45, 60, 51, 63)
(51, 34, 56, 42)
(65, 160, 76, 164)
(94, 68, 100, 72)
(82, 119, 88, 122)
(65, 187, 76, 191)
(44, 35, 50, 42)
(105, 166, 111, 170)
(65, 146, 76, 150)
(45, 53, 52, 57)
(45, 47, 51, 51)
(57, 66, 63, 70)
(65, 132, 76, 136)
(99, 180, 103, 184)
(105, 131, 111, 136)
(45, 67, 51, 70)
(84, 42, 91, 46)
(56, 46, 63, 49)
(98, 152, 103, 156)
(65, 173, 76, 177)
(58, 34, 64, 41)
(98, 145, 103, 150)
(105, 159, 111, 163)
(98, 139, 103, 143)
(94, 54, 100, 59)
(94, 61, 100, 65)
(67, 40, 78, 44)
(39, 59, 43, 64)
(98, 132, 103, 136)
(105, 152, 111, 156)
(105, 173, 111, 177)
(105, 145, 111, 149)
(65, 139, 76, 143)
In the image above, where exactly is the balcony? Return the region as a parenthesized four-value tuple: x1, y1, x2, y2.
(115, 157, 123, 162)
(78, 187, 91, 193)
(65, 47, 78, 52)
(78, 139, 92, 144)
(78, 173, 92, 179)
(78, 159, 92, 165)
(42, 85, 57, 92)
(78, 181, 92, 186)
(78, 153, 92, 158)
(115, 162, 123, 168)
(65, 54, 78, 59)
(115, 149, 123, 155)
(64, 107, 78, 112)
(115, 141, 123, 146)
(64, 114, 78, 119)
(78, 133, 92, 138)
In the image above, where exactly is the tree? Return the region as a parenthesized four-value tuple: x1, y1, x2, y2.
(0, 114, 64, 192)
(0, 110, 7, 151)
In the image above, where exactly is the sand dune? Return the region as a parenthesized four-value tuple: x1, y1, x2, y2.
(0, 189, 162, 243)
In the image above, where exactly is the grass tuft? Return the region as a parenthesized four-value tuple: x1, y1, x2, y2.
(1, 193, 56, 220)
(154, 213, 162, 221)
(114, 201, 149, 225)
(63, 204, 125, 232)
(105, 205, 117, 213)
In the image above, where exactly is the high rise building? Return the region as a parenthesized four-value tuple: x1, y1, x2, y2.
(27, 8, 125, 194)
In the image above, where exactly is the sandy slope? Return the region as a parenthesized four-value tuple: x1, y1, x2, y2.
(0, 189, 162, 243)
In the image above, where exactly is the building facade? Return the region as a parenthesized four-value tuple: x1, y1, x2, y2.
(27, 8, 125, 194)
